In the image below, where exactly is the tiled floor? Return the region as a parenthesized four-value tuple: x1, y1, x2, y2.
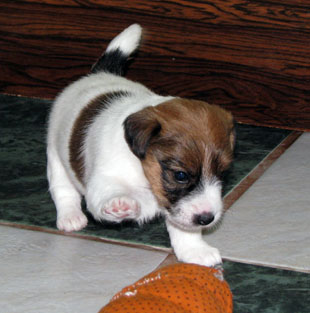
(0, 94, 292, 249)
(1, 95, 309, 312)
(205, 133, 310, 273)
(0, 226, 168, 313)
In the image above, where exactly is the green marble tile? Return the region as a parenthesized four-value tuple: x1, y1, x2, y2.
(0, 94, 291, 248)
(223, 261, 310, 313)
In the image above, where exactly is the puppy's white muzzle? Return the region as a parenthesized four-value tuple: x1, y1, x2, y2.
(166, 179, 223, 231)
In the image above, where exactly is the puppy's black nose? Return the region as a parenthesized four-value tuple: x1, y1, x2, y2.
(194, 212, 215, 226)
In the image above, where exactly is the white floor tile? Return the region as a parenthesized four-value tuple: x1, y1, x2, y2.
(204, 133, 310, 272)
(0, 226, 168, 313)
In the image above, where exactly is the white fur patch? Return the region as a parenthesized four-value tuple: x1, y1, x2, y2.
(167, 179, 223, 231)
(106, 24, 142, 55)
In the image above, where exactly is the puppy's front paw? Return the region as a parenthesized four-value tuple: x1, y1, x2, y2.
(177, 245, 222, 267)
(102, 196, 141, 222)
(57, 210, 88, 232)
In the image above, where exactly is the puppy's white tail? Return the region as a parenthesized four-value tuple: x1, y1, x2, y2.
(91, 24, 142, 76)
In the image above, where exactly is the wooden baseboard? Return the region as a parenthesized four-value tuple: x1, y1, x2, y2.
(0, 0, 309, 130)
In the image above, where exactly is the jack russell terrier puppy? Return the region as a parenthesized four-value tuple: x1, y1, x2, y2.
(47, 24, 235, 267)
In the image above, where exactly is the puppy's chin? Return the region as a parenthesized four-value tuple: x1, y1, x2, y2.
(165, 210, 223, 232)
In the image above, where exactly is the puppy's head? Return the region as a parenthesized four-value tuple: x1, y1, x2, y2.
(124, 98, 235, 231)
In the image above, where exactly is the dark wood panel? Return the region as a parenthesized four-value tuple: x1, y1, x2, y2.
(0, 0, 309, 130)
(21, 0, 310, 30)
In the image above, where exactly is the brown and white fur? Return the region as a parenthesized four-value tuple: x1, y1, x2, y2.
(47, 24, 235, 267)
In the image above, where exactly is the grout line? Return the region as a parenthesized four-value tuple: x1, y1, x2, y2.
(155, 253, 310, 274)
(222, 256, 310, 274)
(223, 131, 302, 211)
(0, 221, 172, 254)
(155, 254, 179, 270)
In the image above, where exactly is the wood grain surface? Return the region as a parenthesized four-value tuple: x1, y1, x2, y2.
(0, 0, 309, 130)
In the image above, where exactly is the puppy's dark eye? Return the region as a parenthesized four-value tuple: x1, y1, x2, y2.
(174, 171, 189, 183)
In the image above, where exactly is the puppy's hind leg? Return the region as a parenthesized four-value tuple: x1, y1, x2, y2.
(47, 148, 87, 232)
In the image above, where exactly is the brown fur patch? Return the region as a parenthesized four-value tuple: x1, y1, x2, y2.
(69, 91, 129, 184)
(135, 98, 235, 206)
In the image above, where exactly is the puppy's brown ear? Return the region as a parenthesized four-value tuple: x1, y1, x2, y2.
(123, 107, 161, 159)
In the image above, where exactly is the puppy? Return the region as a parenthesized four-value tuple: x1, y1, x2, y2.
(47, 24, 235, 267)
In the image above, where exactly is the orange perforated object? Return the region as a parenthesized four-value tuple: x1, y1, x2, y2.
(99, 263, 233, 313)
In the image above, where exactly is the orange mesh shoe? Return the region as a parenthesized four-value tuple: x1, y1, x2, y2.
(99, 263, 233, 313)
